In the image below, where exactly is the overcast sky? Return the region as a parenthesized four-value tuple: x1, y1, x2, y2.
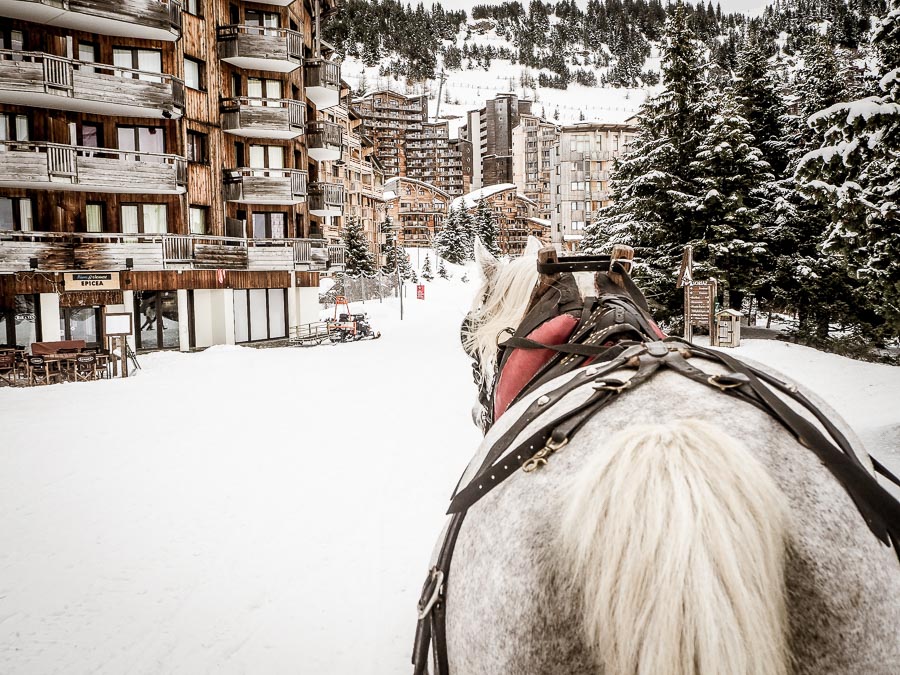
(434, 0, 771, 18)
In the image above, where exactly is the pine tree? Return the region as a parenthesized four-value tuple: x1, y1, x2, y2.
(434, 203, 473, 264)
(438, 257, 448, 279)
(474, 197, 501, 256)
(734, 31, 789, 177)
(342, 216, 376, 276)
(380, 216, 404, 273)
(421, 254, 434, 281)
(688, 88, 775, 308)
(584, 0, 711, 320)
(797, 1, 900, 338)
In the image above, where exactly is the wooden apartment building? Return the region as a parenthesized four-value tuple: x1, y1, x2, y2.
(0, 0, 346, 351)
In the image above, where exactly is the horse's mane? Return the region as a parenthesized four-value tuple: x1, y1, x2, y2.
(463, 253, 541, 385)
(463, 251, 595, 385)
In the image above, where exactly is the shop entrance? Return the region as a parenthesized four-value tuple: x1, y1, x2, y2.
(134, 290, 180, 351)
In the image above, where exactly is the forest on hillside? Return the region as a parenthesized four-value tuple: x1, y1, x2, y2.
(324, 0, 886, 86)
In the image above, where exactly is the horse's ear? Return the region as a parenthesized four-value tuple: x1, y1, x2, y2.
(525, 236, 543, 256)
(474, 238, 499, 280)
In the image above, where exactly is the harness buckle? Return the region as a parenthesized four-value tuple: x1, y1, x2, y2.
(707, 373, 751, 391)
(593, 378, 629, 393)
(522, 436, 569, 473)
(417, 568, 444, 620)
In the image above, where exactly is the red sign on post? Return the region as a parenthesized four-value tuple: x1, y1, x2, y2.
(416, 284, 425, 300)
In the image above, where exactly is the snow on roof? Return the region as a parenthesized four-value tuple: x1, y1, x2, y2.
(383, 190, 397, 201)
(384, 176, 450, 199)
(451, 183, 521, 210)
(528, 217, 551, 227)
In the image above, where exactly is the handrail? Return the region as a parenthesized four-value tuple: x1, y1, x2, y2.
(216, 24, 304, 60)
(309, 181, 344, 205)
(305, 59, 341, 88)
(221, 97, 306, 127)
(0, 140, 185, 165)
(306, 120, 343, 147)
(0, 49, 184, 90)
(0, 230, 346, 266)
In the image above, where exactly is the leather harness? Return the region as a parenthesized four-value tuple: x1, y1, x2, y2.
(413, 255, 900, 675)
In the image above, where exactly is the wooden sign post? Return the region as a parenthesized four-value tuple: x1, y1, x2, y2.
(684, 278, 718, 346)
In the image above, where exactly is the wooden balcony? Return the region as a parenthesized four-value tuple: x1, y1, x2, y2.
(0, 231, 346, 272)
(223, 168, 308, 204)
(221, 97, 304, 139)
(0, 50, 184, 119)
(306, 120, 343, 162)
(0, 141, 187, 194)
(0, 0, 182, 41)
(308, 181, 344, 217)
(304, 59, 340, 110)
(217, 25, 303, 73)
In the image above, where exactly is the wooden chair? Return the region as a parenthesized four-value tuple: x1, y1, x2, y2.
(72, 354, 99, 382)
(27, 356, 60, 386)
(0, 354, 15, 386)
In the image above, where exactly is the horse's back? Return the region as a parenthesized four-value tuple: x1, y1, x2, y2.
(446, 368, 900, 674)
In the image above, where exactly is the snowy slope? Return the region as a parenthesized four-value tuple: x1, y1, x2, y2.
(344, 18, 655, 132)
(1, 262, 898, 674)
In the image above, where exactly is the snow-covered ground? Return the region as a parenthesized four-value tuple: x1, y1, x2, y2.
(1, 267, 899, 674)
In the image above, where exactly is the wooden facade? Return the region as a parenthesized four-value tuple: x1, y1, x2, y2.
(0, 0, 346, 349)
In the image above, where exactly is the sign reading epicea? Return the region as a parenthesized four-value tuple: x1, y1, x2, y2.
(64, 272, 120, 291)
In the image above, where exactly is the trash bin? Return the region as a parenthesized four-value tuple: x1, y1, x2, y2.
(716, 309, 743, 347)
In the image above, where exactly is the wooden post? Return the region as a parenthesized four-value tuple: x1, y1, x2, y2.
(607, 244, 634, 289)
(524, 246, 560, 314)
(684, 284, 692, 342)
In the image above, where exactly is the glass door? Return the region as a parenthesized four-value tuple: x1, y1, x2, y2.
(135, 291, 179, 351)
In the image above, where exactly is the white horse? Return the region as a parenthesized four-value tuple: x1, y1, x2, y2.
(422, 239, 900, 675)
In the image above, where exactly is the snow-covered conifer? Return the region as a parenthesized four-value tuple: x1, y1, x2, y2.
(474, 198, 501, 256)
(421, 255, 434, 281)
(342, 216, 376, 276)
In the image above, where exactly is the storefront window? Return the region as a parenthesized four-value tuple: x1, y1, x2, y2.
(232, 289, 286, 343)
(59, 306, 100, 345)
(11, 295, 39, 347)
(135, 291, 179, 350)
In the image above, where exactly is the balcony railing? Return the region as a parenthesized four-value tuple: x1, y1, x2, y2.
(0, 49, 184, 119)
(217, 24, 303, 73)
(308, 181, 344, 217)
(223, 167, 308, 204)
(304, 59, 341, 110)
(0, 141, 186, 193)
(306, 120, 343, 162)
(221, 97, 305, 139)
(0, 0, 182, 40)
(0, 230, 345, 272)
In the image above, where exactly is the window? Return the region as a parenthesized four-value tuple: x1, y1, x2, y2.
(245, 10, 280, 31)
(186, 131, 208, 163)
(570, 181, 585, 191)
(0, 197, 33, 231)
(80, 122, 102, 148)
(571, 201, 584, 211)
(185, 0, 202, 16)
(570, 220, 585, 231)
(185, 57, 203, 90)
(249, 145, 284, 169)
(247, 78, 281, 104)
(85, 203, 104, 233)
(78, 41, 97, 72)
(189, 206, 208, 234)
(0, 113, 29, 144)
(0, 29, 24, 52)
(113, 47, 162, 82)
(121, 204, 168, 234)
(117, 125, 165, 158)
(251, 212, 286, 238)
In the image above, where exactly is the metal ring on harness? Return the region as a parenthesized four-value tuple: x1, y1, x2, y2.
(417, 568, 444, 620)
